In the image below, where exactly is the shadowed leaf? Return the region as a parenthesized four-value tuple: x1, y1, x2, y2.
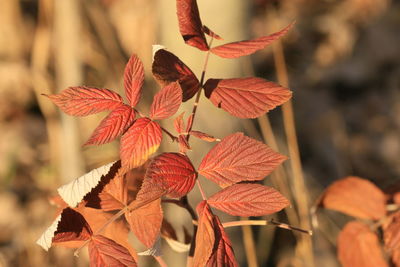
(120, 118, 162, 169)
(321, 176, 386, 220)
(45, 86, 123, 116)
(198, 133, 287, 187)
(124, 54, 144, 107)
(84, 105, 136, 146)
(176, 0, 208, 51)
(204, 78, 292, 118)
(210, 23, 294, 58)
(152, 49, 200, 101)
(89, 235, 137, 267)
(338, 221, 388, 267)
(150, 82, 182, 120)
(208, 183, 289, 216)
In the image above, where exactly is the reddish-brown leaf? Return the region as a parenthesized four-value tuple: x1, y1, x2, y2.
(193, 201, 215, 267)
(198, 133, 287, 187)
(337, 221, 388, 267)
(204, 78, 292, 118)
(149, 82, 182, 120)
(189, 130, 217, 142)
(321, 176, 386, 220)
(210, 22, 294, 58)
(84, 105, 136, 146)
(124, 54, 144, 107)
(176, 0, 209, 51)
(45, 86, 123, 116)
(144, 153, 197, 198)
(120, 118, 162, 169)
(202, 25, 223, 40)
(384, 212, 400, 250)
(125, 199, 163, 248)
(207, 215, 238, 267)
(89, 235, 137, 267)
(208, 183, 289, 216)
(152, 49, 200, 101)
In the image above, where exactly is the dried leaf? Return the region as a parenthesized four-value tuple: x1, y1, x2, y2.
(44, 86, 123, 116)
(204, 78, 292, 118)
(176, 0, 209, 51)
(202, 25, 222, 40)
(338, 221, 388, 267)
(152, 48, 200, 101)
(208, 183, 289, 216)
(84, 105, 136, 146)
(193, 201, 215, 267)
(210, 23, 294, 58)
(89, 235, 137, 267)
(189, 130, 217, 142)
(124, 54, 144, 107)
(125, 199, 163, 248)
(321, 176, 386, 220)
(150, 82, 182, 120)
(384, 212, 400, 250)
(120, 118, 162, 169)
(144, 153, 197, 198)
(206, 215, 238, 267)
(58, 161, 119, 208)
(198, 133, 287, 187)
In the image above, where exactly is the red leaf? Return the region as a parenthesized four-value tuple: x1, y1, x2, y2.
(198, 133, 287, 187)
(84, 105, 136, 146)
(210, 22, 294, 58)
(124, 54, 144, 107)
(174, 112, 185, 134)
(193, 201, 215, 267)
(89, 235, 137, 267)
(204, 78, 292, 118)
(150, 82, 182, 120)
(144, 153, 197, 198)
(384, 212, 400, 250)
(189, 130, 217, 142)
(321, 176, 386, 220)
(206, 215, 238, 267)
(178, 135, 191, 153)
(125, 199, 163, 248)
(45, 87, 123, 116)
(152, 48, 200, 101)
(120, 118, 162, 169)
(208, 183, 289, 216)
(176, 0, 209, 51)
(337, 221, 388, 267)
(202, 25, 223, 40)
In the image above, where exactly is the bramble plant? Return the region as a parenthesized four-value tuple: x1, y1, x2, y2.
(36, 0, 309, 266)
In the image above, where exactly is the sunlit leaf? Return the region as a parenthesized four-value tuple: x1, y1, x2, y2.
(124, 54, 144, 107)
(150, 82, 182, 120)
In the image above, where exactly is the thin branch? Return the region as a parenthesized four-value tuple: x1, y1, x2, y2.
(161, 127, 178, 142)
(196, 180, 207, 200)
(155, 255, 168, 267)
(223, 219, 313, 236)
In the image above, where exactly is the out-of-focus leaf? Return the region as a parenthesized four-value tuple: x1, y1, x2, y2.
(208, 183, 289, 216)
(384, 211, 400, 250)
(198, 133, 286, 187)
(204, 78, 292, 118)
(321, 176, 386, 220)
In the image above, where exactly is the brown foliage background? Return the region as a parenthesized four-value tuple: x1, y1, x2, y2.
(0, 0, 399, 266)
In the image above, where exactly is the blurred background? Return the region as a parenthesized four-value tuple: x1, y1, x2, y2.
(0, 0, 399, 266)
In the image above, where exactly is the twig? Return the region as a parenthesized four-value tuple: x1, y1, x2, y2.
(196, 180, 207, 200)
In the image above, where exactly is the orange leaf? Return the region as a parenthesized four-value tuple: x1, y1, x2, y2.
(204, 78, 292, 118)
(89, 235, 137, 267)
(124, 54, 144, 107)
(384, 211, 400, 250)
(198, 133, 287, 187)
(321, 176, 386, 220)
(208, 183, 289, 216)
(45, 86, 123, 116)
(210, 23, 294, 58)
(84, 105, 136, 146)
(193, 201, 215, 267)
(150, 82, 182, 120)
(338, 221, 388, 267)
(120, 118, 162, 169)
(152, 49, 200, 101)
(125, 199, 163, 248)
(189, 130, 217, 142)
(176, 0, 209, 51)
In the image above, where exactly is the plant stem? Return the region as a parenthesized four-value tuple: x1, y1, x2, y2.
(223, 219, 312, 235)
(161, 127, 178, 142)
(196, 180, 207, 200)
(155, 256, 168, 267)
